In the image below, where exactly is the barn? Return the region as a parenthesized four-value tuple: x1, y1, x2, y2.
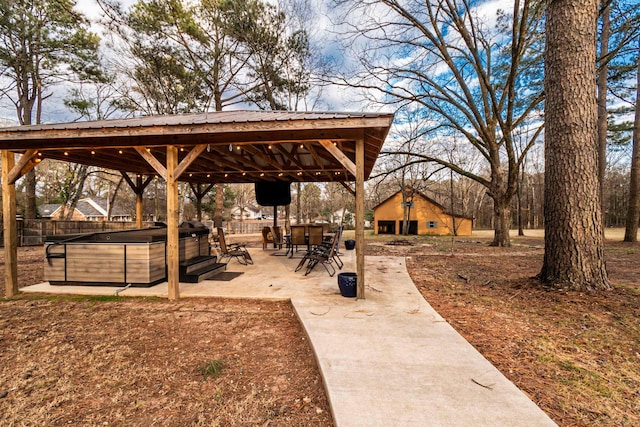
(373, 189, 472, 236)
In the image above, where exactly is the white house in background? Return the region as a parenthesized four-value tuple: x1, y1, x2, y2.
(37, 197, 132, 221)
(229, 204, 267, 220)
(331, 208, 363, 227)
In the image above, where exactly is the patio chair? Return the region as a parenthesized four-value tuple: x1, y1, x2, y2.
(289, 225, 306, 257)
(310, 225, 343, 268)
(294, 225, 324, 271)
(217, 227, 253, 265)
(271, 226, 284, 250)
(261, 226, 274, 249)
(302, 233, 342, 277)
(329, 226, 344, 269)
(307, 225, 324, 250)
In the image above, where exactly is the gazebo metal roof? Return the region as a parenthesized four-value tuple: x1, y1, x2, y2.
(0, 110, 394, 184)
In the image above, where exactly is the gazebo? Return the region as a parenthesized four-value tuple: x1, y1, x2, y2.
(0, 110, 394, 300)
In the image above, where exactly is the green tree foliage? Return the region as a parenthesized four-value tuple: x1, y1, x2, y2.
(0, 0, 102, 218)
(115, 0, 211, 114)
(217, 0, 312, 110)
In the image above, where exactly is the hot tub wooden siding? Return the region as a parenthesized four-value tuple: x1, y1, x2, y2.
(45, 242, 166, 285)
(44, 227, 210, 287)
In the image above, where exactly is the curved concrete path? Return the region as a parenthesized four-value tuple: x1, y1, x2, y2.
(23, 249, 557, 426)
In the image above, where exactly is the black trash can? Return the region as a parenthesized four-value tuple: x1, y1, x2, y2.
(344, 239, 356, 250)
(337, 272, 357, 297)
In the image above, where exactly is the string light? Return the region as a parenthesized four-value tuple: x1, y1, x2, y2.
(90, 150, 96, 155)
(63, 152, 69, 156)
(260, 173, 265, 177)
(118, 150, 123, 154)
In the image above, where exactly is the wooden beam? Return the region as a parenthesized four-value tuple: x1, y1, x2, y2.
(174, 144, 207, 179)
(7, 149, 39, 184)
(166, 146, 180, 300)
(340, 181, 356, 196)
(319, 140, 357, 177)
(2, 150, 18, 297)
(355, 138, 365, 300)
(135, 146, 167, 180)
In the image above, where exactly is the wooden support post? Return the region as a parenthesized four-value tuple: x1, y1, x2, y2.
(355, 138, 366, 299)
(166, 146, 180, 300)
(2, 150, 18, 297)
(136, 175, 144, 229)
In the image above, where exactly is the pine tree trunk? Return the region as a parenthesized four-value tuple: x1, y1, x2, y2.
(540, 0, 610, 290)
(624, 41, 640, 242)
(597, 5, 610, 219)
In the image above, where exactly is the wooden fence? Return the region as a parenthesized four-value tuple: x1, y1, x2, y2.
(13, 219, 142, 246)
(1, 219, 272, 246)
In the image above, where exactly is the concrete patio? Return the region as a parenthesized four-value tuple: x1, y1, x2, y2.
(23, 246, 557, 426)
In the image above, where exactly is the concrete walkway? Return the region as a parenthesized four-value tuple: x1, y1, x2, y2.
(23, 248, 557, 426)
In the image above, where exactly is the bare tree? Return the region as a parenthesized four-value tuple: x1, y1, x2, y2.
(334, 0, 545, 246)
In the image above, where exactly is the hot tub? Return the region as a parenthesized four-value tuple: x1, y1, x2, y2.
(44, 225, 211, 287)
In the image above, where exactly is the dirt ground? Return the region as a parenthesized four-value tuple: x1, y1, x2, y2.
(2, 233, 640, 426)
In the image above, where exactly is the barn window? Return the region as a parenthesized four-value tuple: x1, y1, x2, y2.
(427, 221, 437, 228)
